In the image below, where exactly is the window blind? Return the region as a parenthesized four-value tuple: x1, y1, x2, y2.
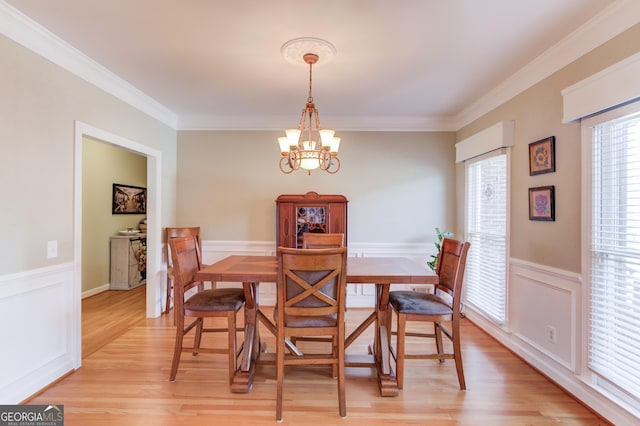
(464, 151, 508, 324)
(589, 109, 640, 400)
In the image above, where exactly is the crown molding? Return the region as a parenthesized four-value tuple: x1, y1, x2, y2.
(0, 1, 179, 129)
(2, 1, 636, 133)
(456, 0, 640, 129)
(177, 114, 458, 132)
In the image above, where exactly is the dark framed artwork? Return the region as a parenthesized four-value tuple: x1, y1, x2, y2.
(112, 183, 147, 214)
(529, 186, 555, 221)
(529, 136, 555, 176)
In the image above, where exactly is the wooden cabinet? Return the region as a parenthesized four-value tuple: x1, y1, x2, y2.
(276, 192, 348, 248)
(110, 235, 146, 290)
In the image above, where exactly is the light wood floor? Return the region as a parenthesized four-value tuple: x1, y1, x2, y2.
(81, 284, 146, 358)
(26, 288, 609, 425)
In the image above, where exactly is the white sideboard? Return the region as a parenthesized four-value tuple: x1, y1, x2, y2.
(110, 234, 146, 290)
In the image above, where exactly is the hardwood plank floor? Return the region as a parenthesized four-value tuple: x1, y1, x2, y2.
(26, 289, 609, 425)
(81, 285, 146, 358)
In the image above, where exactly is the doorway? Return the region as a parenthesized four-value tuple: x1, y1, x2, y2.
(72, 121, 162, 368)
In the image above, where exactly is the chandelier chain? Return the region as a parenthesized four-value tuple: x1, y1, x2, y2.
(308, 61, 313, 103)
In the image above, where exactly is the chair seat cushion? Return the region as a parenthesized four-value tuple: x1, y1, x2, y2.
(185, 288, 245, 312)
(389, 291, 452, 316)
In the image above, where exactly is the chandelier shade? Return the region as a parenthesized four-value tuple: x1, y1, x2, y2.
(278, 40, 341, 175)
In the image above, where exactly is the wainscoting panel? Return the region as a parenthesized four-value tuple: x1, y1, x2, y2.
(0, 263, 75, 404)
(510, 259, 580, 370)
(464, 259, 640, 425)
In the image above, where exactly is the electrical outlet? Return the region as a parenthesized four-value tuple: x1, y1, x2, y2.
(411, 286, 428, 293)
(546, 325, 557, 344)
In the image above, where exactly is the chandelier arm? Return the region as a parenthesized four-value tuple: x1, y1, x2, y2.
(326, 156, 340, 174)
(307, 107, 314, 146)
(298, 108, 306, 130)
(318, 149, 330, 170)
(289, 150, 301, 170)
(297, 108, 307, 148)
(314, 107, 322, 130)
(279, 156, 294, 174)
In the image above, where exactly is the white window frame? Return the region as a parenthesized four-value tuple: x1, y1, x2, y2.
(456, 121, 513, 327)
(581, 100, 640, 416)
(463, 149, 510, 325)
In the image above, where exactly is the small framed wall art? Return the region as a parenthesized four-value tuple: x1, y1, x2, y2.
(528, 185, 555, 221)
(112, 183, 147, 214)
(529, 136, 555, 176)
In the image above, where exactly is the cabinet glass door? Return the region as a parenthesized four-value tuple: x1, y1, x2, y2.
(296, 206, 326, 248)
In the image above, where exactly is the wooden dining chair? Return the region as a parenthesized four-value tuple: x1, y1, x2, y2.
(388, 238, 471, 390)
(168, 235, 245, 384)
(276, 246, 348, 422)
(295, 232, 345, 339)
(165, 227, 211, 315)
(302, 232, 345, 248)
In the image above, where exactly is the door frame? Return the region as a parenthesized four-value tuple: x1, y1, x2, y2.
(72, 121, 162, 367)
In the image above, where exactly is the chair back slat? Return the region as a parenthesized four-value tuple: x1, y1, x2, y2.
(166, 226, 202, 266)
(164, 227, 204, 316)
(435, 238, 471, 302)
(302, 233, 345, 249)
(168, 235, 203, 302)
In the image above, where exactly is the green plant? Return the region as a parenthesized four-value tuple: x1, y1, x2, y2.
(427, 227, 453, 271)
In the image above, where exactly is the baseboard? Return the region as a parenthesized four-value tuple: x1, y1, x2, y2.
(82, 283, 110, 299)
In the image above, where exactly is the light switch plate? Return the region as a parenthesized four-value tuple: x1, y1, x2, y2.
(47, 240, 58, 259)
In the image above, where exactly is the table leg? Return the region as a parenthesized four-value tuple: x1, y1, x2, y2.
(231, 282, 260, 393)
(345, 311, 376, 349)
(373, 283, 398, 397)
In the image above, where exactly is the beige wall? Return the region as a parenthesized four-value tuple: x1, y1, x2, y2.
(0, 32, 177, 402)
(456, 23, 640, 273)
(176, 130, 457, 244)
(0, 34, 177, 275)
(82, 137, 147, 292)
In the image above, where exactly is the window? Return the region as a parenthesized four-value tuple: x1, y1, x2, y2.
(464, 150, 508, 324)
(584, 102, 640, 405)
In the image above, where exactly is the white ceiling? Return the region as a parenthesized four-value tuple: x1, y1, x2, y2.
(3, 0, 619, 130)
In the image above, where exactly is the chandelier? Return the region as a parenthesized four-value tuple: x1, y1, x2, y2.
(278, 38, 341, 175)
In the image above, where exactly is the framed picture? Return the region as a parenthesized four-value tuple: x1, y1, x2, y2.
(529, 186, 555, 221)
(112, 183, 146, 214)
(529, 136, 555, 175)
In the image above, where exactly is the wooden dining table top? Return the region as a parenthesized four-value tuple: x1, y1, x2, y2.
(195, 255, 437, 285)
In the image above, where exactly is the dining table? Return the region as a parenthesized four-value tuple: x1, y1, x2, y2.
(194, 254, 437, 396)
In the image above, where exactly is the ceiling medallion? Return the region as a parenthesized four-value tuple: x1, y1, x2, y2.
(281, 37, 336, 66)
